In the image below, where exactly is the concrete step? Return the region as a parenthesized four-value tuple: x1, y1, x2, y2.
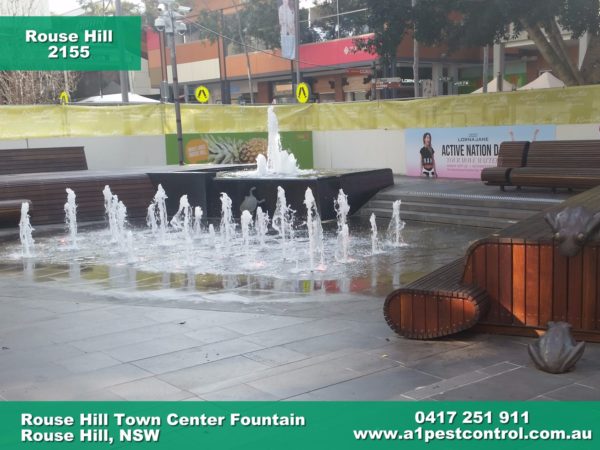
(364, 207, 517, 229)
(363, 200, 535, 221)
(374, 190, 559, 211)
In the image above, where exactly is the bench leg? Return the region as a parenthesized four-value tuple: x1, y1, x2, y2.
(500, 186, 505, 192)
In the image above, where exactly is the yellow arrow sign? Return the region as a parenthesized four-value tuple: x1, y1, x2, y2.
(296, 82, 310, 104)
(59, 91, 70, 105)
(195, 85, 210, 104)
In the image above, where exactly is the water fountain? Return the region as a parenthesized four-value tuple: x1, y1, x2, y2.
(19, 202, 34, 258)
(304, 187, 324, 270)
(388, 200, 406, 247)
(170, 195, 193, 242)
(193, 207, 203, 238)
(272, 186, 295, 258)
(370, 213, 379, 255)
(64, 188, 77, 249)
(207, 106, 394, 221)
(335, 189, 351, 263)
(240, 210, 253, 250)
(220, 192, 235, 248)
(255, 206, 269, 247)
(147, 184, 169, 243)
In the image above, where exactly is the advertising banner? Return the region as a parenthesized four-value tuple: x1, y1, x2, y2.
(405, 125, 556, 179)
(0, 401, 598, 449)
(165, 131, 313, 168)
(278, 0, 296, 60)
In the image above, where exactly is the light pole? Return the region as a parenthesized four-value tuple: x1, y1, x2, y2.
(155, 1, 190, 166)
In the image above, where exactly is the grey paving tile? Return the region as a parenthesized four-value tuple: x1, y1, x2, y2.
(104, 335, 205, 363)
(221, 315, 312, 335)
(478, 362, 522, 376)
(108, 377, 192, 401)
(405, 338, 531, 379)
(183, 326, 243, 344)
(430, 367, 576, 401)
(247, 352, 399, 398)
(70, 322, 196, 352)
(543, 384, 600, 401)
(282, 330, 387, 357)
(199, 384, 279, 401)
(132, 338, 265, 374)
(2, 363, 152, 400)
(242, 318, 354, 347)
(244, 346, 308, 367)
(158, 356, 269, 392)
(366, 340, 474, 365)
(288, 366, 441, 401)
(57, 352, 122, 374)
(402, 371, 491, 400)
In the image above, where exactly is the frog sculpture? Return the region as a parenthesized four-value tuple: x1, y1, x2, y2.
(544, 206, 600, 257)
(528, 322, 585, 374)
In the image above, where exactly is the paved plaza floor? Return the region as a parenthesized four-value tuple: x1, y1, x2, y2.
(0, 178, 598, 401)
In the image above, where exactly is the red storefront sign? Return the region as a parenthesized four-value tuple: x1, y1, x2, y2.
(299, 34, 376, 70)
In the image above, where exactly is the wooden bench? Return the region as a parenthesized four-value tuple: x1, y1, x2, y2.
(384, 185, 600, 342)
(0, 147, 87, 175)
(384, 258, 490, 339)
(510, 140, 600, 190)
(0, 199, 31, 224)
(481, 141, 529, 190)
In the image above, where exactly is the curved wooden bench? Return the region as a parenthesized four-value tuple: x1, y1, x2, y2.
(384, 258, 490, 339)
(481, 141, 529, 190)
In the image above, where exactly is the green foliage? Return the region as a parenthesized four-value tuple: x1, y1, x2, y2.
(352, 0, 412, 65)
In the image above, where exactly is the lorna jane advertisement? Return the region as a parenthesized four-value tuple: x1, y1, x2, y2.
(405, 125, 556, 179)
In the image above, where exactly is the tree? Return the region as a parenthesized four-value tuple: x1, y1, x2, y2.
(352, 0, 412, 70)
(309, 0, 369, 42)
(77, 0, 143, 17)
(412, 0, 600, 85)
(0, 72, 81, 105)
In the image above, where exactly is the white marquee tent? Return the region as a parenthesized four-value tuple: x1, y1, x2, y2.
(518, 72, 565, 90)
(77, 93, 159, 103)
(471, 77, 515, 93)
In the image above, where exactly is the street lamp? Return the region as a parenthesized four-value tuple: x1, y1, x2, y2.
(155, 1, 190, 166)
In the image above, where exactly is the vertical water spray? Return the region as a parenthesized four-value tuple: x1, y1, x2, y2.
(370, 213, 379, 255)
(304, 187, 325, 270)
(126, 230, 135, 264)
(272, 186, 295, 258)
(208, 224, 216, 247)
(255, 206, 269, 247)
(265, 106, 299, 175)
(220, 193, 235, 249)
(335, 189, 351, 262)
(102, 185, 118, 241)
(147, 185, 168, 242)
(19, 202, 34, 258)
(193, 206, 203, 238)
(64, 188, 77, 249)
(388, 200, 406, 247)
(115, 198, 128, 246)
(170, 195, 193, 242)
(240, 210, 253, 251)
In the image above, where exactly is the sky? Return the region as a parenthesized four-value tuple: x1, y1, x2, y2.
(48, 0, 143, 15)
(48, 0, 82, 14)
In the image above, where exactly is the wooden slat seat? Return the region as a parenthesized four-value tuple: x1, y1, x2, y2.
(385, 185, 600, 342)
(384, 258, 490, 339)
(506, 140, 600, 190)
(481, 141, 529, 189)
(510, 167, 600, 190)
(0, 147, 87, 175)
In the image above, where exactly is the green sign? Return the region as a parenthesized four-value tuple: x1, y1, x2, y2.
(0, 17, 141, 70)
(0, 402, 598, 449)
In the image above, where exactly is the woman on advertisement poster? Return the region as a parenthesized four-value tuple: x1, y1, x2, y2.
(420, 132, 437, 178)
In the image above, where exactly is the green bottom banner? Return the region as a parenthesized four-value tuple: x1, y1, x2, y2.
(0, 402, 597, 449)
